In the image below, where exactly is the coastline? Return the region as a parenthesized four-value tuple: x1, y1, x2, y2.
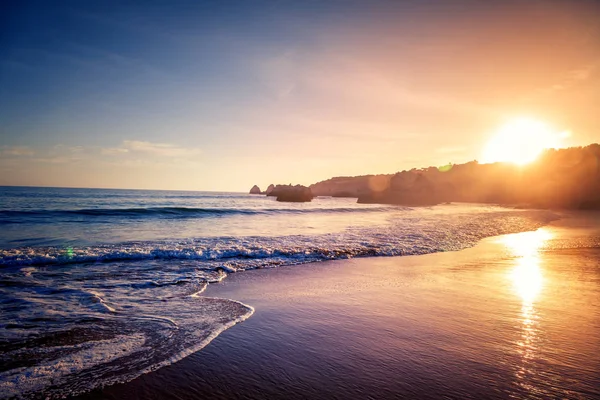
(77, 211, 600, 399)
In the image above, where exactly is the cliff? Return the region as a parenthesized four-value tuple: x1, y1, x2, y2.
(251, 144, 600, 209)
(310, 175, 392, 197)
(358, 172, 440, 206)
(310, 144, 600, 209)
(356, 144, 600, 208)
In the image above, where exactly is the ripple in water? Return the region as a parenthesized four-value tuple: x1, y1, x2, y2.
(0, 201, 559, 398)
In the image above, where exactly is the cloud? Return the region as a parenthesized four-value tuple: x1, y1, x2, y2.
(567, 65, 596, 81)
(32, 156, 75, 164)
(121, 140, 202, 158)
(0, 141, 201, 169)
(530, 60, 599, 100)
(555, 62, 598, 91)
(1, 146, 34, 157)
(98, 141, 202, 158)
(101, 147, 130, 156)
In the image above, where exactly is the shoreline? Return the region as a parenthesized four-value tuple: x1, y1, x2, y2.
(76, 211, 600, 399)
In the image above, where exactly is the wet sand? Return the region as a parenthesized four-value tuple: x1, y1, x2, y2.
(79, 212, 600, 400)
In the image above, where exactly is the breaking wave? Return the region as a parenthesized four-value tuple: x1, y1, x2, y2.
(0, 195, 560, 398)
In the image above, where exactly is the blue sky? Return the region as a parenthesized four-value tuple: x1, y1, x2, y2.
(1, 0, 599, 190)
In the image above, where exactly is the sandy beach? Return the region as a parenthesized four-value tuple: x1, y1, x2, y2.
(4, 2, 600, 398)
(74, 212, 600, 400)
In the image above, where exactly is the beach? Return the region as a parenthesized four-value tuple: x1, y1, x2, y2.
(76, 212, 600, 400)
(4, 1, 600, 398)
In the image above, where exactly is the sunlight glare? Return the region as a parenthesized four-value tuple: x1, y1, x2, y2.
(511, 257, 543, 304)
(503, 229, 551, 304)
(482, 118, 567, 165)
(503, 229, 552, 258)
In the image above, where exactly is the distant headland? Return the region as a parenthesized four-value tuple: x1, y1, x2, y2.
(251, 144, 600, 208)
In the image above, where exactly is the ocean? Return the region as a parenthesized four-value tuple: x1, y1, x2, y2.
(0, 186, 559, 398)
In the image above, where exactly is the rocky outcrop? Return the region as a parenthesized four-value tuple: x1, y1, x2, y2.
(265, 184, 275, 195)
(254, 144, 600, 209)
(358, 173, 439, 206)
(310, 175, 392, 197)
(351, 144, 600, 209)
(267, 184, 314, 202)
(249, 185, 261, 194)
(266, 184, 287, 197)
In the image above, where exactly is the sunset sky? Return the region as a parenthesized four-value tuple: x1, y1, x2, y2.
(1, 0, 599, 191)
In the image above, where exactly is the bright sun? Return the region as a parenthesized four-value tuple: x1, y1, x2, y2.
(481, 118, 568, 165)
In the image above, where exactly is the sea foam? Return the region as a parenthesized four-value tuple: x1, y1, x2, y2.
(0, 203, 559, 398)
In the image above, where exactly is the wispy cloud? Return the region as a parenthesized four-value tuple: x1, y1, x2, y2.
(567, 64, 596, 82)
(120, 140, 202, 158)
(0, 140, 205, 189)
(100, 147, 130, 156)
(552, 62, 598, 92)
(1, 141, 201, 169)
(32, 156, 77, 164)
(1, 146, 34, 157)
(527, 60, 599, 100)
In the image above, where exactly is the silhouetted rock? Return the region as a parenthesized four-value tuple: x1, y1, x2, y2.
(249, 185, 261, 194)
(314, 144, 600, 209)
(268, 184, 314, 202)
(358, 173, 439, 206)
(310, 175, 391, 197)
(258, 144, 599, 208)
(266, 184, 288, 197)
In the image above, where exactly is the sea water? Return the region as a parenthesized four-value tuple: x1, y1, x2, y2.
(0, 186, 558, 398)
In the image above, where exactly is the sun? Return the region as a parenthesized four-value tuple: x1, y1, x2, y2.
(481, 118, 567, 165)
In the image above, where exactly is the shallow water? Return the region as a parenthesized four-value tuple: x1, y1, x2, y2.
(83, 221, 600, 400)
(0, 187, 562, 398)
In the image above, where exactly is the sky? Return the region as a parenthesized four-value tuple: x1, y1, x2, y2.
(1, 0, 599, 191)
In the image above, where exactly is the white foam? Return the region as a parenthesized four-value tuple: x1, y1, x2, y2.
(0, 296, 254, 399)
(0, 334, 146, 398)
(0, 209, 558, 267)
(0, 207, 559, 398)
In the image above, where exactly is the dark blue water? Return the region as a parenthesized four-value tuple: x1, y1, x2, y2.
(0, 186, 559, 398)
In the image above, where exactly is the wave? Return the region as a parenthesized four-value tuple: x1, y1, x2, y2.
(0, 210, 558, 268)
(0, 205, 397, 222)
(0, 243, 397, 268)
(0, 208, 560, 398)
(0, 296, 254, 399)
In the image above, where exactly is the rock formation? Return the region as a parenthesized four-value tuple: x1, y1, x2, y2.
(265, 184, 275, 195)
(310, 175, 392, 197)
(249, 185, 261, 194)
(266, 184, 314, 202)
(358, 172, 439, 206)
(254, 144, 600, 209)
(356, 144, 600, 208)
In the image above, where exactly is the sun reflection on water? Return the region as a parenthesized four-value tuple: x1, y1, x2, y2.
(511, 256, 543, 304)
(503, 229, 550, 304)
(502, 228, 551, 394)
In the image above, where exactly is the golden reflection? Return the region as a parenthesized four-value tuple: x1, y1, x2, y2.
(503, 229, 551, 259)
(502, 228, 552, 393)
(502, 228, 550, 304)
(511, 257, 543, 304)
